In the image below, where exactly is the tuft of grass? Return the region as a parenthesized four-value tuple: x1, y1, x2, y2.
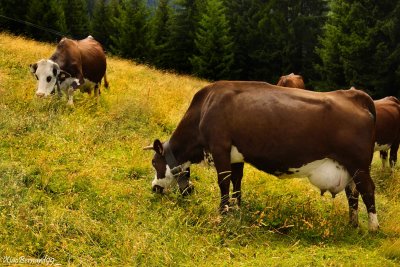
(0, 33, 400, 266)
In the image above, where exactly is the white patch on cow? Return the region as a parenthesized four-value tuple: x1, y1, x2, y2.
(60, 78, 81, 90)
(152, 162, 191, 190)
(230, 146, 244, 163)
(32, 59, 60, 97)
(287, 158, 351, 194)
(368, 212, 379, 232)
(152, 165, 177, 190)
(374, 142, 390, 152)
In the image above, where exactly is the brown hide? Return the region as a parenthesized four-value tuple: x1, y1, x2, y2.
(50, 36, 107, 87)
(158, 81, 377, 227)
(277, 73, 305, 89)
(374, 96, 400, 167)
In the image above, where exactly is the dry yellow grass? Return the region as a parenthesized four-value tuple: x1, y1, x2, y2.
(0, 33, 399, 266)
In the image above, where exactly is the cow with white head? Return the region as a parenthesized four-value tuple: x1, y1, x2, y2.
(30, 36, 108, 105)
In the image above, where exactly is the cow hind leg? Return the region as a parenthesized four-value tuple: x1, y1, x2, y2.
(94, 84, 101, 97)
(389, 143, 399, 168)
(345, 181, 359, 227)
(67, 87, 74, 106)
(352, 169, 379, 231)
(230, 163, 244, 207)
(380, 150, 388, 168)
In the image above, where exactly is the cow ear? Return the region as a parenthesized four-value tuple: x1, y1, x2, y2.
(153, 139, 164, 155)
(30, 63, 38, 74)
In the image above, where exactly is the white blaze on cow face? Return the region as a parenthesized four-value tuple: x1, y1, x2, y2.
(151, 165, 177, 190)
(287, 158, 351, 194)
(151, 161, 191, 191)
(30, 59, 60, 97)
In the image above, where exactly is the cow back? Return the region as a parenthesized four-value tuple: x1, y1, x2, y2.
(196, 82, 375, 174)
(277, 73, 305, 89)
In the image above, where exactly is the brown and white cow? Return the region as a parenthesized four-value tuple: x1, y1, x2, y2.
(374, 96, 400, 168)
(145, 81, 379, 231)
(30, 36, 108, 105)
(277, 73, 305, 89)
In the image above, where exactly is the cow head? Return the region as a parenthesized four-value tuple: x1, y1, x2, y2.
(30, 59, 72, 97)
(144, 139, 193, 195)
(30, 59, 59, 97)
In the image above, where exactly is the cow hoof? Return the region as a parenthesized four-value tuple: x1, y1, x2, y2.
(368, 212, 379, 232)
(180, 184, 194, 196)
(229, 198, 241, 210)
(220, 205, 230, 214)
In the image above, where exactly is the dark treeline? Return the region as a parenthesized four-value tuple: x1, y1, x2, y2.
(1, 0, 400, 97)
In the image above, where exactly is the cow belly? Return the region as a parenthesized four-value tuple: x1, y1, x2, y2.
(287, 158, 351, 194)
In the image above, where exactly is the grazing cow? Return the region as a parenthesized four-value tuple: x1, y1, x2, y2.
(145, 81, 379, 231)
(30, 36, 108, 105)
(374, 96, 400, 168)
(277, 73, 305, 89)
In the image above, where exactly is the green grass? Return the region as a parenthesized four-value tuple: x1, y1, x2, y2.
(0, 32, 400, 266)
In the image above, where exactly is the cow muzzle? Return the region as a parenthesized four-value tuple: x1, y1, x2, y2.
(152, 185, 164, 193)
(36, 92, 45, 98)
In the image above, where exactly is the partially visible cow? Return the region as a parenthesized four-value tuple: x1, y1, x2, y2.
(277, 73, 305, 89)
(145, 81, 379, 231)
(30, 36, 108, 105)
(374, 96, 400, 168)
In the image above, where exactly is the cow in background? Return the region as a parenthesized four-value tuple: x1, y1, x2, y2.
(30, 36, 108, 105)
(277, 73, 305, 89)
(374, 96, 400, 168)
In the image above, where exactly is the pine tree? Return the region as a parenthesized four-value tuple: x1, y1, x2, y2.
(110, 0, 151, 62)
(0, 0, 29, 34)
(62, 0, 90, 39)
(317, 0, 400, 96)
(190, 0, 234, 80)
(163, 0, 201, 73)
(25, 0, 67, 42)
(224, 0, 262, 80)
(150, 0, 172, 69)
(91, 0, 114, 49)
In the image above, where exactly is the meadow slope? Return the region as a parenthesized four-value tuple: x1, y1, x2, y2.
(0, 33, 399, 266)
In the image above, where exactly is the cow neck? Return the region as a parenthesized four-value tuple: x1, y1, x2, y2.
(163, 141, 179, 169)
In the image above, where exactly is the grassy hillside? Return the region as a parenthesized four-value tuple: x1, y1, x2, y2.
(0, 33, 399, 266)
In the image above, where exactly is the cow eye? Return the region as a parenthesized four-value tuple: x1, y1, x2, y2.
(46, 76, 52, 83)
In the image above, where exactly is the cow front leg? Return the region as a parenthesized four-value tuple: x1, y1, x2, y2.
(231, 163, 244, 207)
(212, 149, 232, 213)
(353, 170, 379, 231)
(345, 181, 359, 227)
(178, 167, 194, 196)
(389, 143, 399, 168)
(380, 150, 388, 168)
(67, 87, 74, 106)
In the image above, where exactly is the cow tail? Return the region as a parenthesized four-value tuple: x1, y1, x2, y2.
(103, 72, 109, 89)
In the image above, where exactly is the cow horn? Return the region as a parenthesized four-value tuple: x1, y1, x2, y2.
(143, 145, 154, 151)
